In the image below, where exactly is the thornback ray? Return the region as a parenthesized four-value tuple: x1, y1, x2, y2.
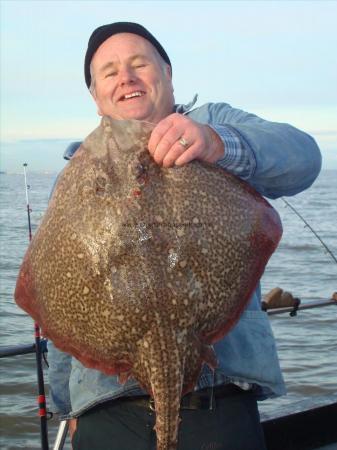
(15, 117, 282, 450)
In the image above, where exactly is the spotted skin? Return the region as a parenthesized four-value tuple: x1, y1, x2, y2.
(15, 118, 282, 450)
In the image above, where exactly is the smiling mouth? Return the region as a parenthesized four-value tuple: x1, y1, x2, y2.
(119, 91, 145, 101)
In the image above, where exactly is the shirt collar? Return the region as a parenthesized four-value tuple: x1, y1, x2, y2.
(174, 94, 198, 115)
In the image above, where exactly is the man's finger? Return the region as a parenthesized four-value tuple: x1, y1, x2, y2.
(148, 116, 175, 154)
(174, 144, 201, 166)
(162, 140, 194, 167)
(153, 127, 186, 165)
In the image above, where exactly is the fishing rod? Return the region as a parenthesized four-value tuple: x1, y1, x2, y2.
(23, 163, 49, 450)
(281, 198, 337, 266)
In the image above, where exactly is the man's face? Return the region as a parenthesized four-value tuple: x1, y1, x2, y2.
(90, 33, 174, 123)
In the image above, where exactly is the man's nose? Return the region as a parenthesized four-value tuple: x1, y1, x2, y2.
(119, 66, 136, 85)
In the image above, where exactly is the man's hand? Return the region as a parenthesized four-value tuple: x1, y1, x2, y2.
(148, 113, 224, 167)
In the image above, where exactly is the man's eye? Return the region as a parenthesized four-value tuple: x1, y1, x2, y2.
(106, 72, 117, 78)
(135, 64, 146, 69)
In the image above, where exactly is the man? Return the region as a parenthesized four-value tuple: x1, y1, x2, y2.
(48, 22, 321, 450)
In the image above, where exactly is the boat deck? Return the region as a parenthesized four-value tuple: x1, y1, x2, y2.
(262, 402, 337, 450)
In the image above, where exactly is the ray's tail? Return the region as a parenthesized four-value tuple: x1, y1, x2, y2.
(134, 325, 216, 450)
(134, 325, 186, 450)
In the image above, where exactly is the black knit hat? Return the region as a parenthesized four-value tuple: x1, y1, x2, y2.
(84, 22, 171, 89)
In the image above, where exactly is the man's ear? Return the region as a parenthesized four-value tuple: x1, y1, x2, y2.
(166, 64, 172, 80)
(166, 65, 174, 94)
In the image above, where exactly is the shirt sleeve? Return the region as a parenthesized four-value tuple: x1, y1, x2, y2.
(210, 124, 256, 180)
(189, 102, 322, 199)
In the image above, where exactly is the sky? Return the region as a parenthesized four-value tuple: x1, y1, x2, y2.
(1, 0, 336, 173)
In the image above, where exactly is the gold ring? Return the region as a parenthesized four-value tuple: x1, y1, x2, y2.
(178, 137, 189, 149)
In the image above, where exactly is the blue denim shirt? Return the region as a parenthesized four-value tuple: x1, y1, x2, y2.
(48, 100, 321, 418)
